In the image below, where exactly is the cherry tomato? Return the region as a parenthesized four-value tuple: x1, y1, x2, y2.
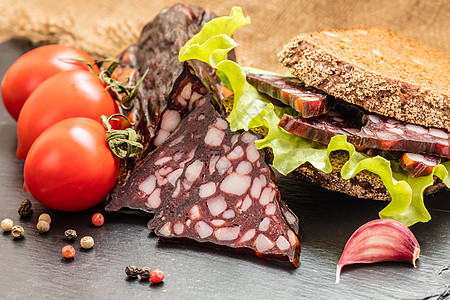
(16, 69, 119, 159)
(1, 44, 98, 120)
(24, 118, 120, 212)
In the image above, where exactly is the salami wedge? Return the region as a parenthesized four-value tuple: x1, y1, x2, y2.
(151, 131, 301, 267)
(114, 4, 228, 187)
(147, 109, 235, 229)
(106, 96, 214, 212)
(151, 66, 208, 150)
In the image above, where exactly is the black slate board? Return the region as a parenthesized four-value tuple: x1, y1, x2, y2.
(0, 39, 449, 299)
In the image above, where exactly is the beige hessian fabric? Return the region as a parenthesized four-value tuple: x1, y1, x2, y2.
(0, 0, 449, 73)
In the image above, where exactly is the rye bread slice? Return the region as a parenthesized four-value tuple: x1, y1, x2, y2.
(293, 161, 446, 201)
(278, 27, 450, 131)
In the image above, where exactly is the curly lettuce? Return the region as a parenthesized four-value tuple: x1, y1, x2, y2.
(179, 6, 449, 226)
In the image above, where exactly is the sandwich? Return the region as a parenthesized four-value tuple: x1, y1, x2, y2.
(178, 7, 450, 227)
(261, 27, 450, 221)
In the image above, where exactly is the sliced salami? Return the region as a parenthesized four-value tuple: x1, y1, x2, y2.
(147, 107, 236, 227)
(151, 131, 301, 267)
(151, 66, 208, 150)
(246, 73, 329, 118)
(278, 110, 360, 145)
(398, 152, 441, 177)
(279, 111, 450, 159)
(106, 96, 214, 212)
(113, 4, 228, 187)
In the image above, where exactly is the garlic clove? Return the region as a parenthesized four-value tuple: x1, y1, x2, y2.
(336, 219, 420, 284)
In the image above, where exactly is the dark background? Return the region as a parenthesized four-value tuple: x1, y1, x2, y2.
(0, 39, 449, 299)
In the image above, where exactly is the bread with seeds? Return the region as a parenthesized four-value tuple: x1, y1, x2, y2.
(247, 27, 450, 218)
(278, 27, 450, 130)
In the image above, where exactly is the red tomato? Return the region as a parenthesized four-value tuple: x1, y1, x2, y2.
(1, 44, 98, 120)
(24, 118, 119, 212)
(16, 69, 119, 159)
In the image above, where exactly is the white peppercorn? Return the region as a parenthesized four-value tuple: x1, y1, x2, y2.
(11, 225, 24, 238)
(1, 219, 13, 232)
(38, 213, 51, 224)
(80, 236, 94, 249)
(36, 220, 50, 233)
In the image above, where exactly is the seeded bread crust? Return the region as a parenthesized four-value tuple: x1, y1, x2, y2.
(293, 162, 446, 201)
(263, 148, 445, 200)
(278, 27, 450, 130)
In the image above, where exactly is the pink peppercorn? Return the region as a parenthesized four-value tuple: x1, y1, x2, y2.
(149, 269, 165, 284)
(62, 245, 75, 259)
(92, 213, 104, 227)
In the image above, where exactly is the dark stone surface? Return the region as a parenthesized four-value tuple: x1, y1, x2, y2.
(0, 39, 449, 299)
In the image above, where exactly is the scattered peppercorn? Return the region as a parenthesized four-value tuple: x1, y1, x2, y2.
(36, 220, 50, 234)
(80, 236, 94, 249)
(1, 219, 13, 232)
(38, 213, 51, 224)
(125, 265, 139, 278)
(149, 269, 165, 284)
(64, 229, 78, 241)
(138, 267, 152, 280)
(91, 213, 104, 227)
(18, 199, 32, 217)
(62, 245, 75, 259)
(11, 225, 24, 238)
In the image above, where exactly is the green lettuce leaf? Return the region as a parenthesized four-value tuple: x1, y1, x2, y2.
(178, 6, 449, 226)
(179, 6, 265, 131)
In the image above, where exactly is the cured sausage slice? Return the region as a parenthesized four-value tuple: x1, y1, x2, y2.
(279, 110, 360, 145)
(246, 73, 329, 118)
(151, 131, 301, 267)
(107, 89, 301, 266)
(398, 153, 441, 177)
(359, 115, 450, 158)
(106, 96, 214, 212)
(147, 109, 235, 228)
(151, 66, 208, 150)
(113, 4, 228, 187)
(279, 111, 450, 159)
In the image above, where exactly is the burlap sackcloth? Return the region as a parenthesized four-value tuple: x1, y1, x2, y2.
(0, 0, 448, 73)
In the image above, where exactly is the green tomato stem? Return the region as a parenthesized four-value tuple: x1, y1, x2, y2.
(98, 59, 149, 111)
(101, 114, 143, 159)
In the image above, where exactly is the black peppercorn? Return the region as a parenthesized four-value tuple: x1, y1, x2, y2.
(18, 199, 32, 217)
(125, 265, 139, 278)
(64, 229, 78, 241)
(138, 267, 151, 280)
